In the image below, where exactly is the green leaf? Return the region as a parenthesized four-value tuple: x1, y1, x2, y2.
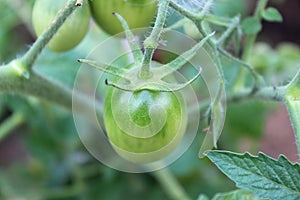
(262, 7, 283, 22)
(206, 151, 300, 199)
(242, 17, 262, 35)
(285, 69, 300, 155)
(212, 189, 262, 200)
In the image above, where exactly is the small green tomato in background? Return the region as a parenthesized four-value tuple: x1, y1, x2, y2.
(90, 0, 157, 35)
(32, 0, 90, 52)
(104, 86, 187, 163)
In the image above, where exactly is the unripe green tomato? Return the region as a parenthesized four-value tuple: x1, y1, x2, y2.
(90, 0, 157, 35)
(32, 0, 90, 52)
(104, 87, 187, 163)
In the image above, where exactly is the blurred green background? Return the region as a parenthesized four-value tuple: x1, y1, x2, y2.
(0, 0, 299, 199)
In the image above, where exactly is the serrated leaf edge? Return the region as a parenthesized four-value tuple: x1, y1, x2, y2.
(205, 151, 300, 199)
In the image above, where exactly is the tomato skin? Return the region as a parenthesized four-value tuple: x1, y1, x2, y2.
(104, 87, 188, 163)
(90, 0, 157, 35)
(32, 0, 90, 52)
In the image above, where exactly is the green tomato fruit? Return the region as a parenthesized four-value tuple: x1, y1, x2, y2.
(32, 0, 90, 52)
(90, 0, 157, 35)
(104, 87, 187, 163)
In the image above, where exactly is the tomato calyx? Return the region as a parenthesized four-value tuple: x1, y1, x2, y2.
(104, 66, 202, 92)
(78, 33, 215, 92)
(78, 11, 215, 92)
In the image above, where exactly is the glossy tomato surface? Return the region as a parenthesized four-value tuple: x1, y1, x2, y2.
(32, 0, 90, 52)
(90, 0, 157, 35)
(104, 87, 187, 163)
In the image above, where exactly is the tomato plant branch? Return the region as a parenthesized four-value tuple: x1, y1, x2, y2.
(218, 47, 265, 87)
(0, 112, 24, 141)
(0, 64, 103, 125)
(191, 85, 287, 124)
(216, 16, 240, 45)
(20, 0, 80, 70)
(141, 0, 170, 79)
(170, 0, 264, 90)
(152, 168, 191, 200)
(230, 85, 286, 102)
(232, 0, 268, 91)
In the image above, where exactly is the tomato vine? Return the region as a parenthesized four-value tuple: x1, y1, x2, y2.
(0, 0, 299, 199)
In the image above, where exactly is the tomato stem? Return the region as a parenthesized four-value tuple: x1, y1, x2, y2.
(218, 47, 265, 88)
(10, 60, 30, 79)
(113, 12, 144, 65)
(215, 16, 240, 45)
(0, 63, 104, 128)
(141, 0, 170, 79)
(232, 0, 269, 92)
(170, 0, 265, 91)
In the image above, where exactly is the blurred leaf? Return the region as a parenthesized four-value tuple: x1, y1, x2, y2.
(206, 151, 300, 200)
(0, 3, 18, 61)
(262, 7, 283, 22)
(212, 189, 262, 200)
(0, 98, 6, 120)
(34, 49, 83, 89)
(0, 165, 46, 199)
(242, 17, 262, 35)
(278, 43, 300, 61)
(249, 42, 300, 85)
(224, 100, 270, 140)
(213, 0, 247, 17)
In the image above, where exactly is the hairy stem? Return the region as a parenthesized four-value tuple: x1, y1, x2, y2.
(216, 16, 240, 45)
(0, 64, 103, 125)
(141, 0, 170, 79)
(0, 113, 24, 141)
(232, 0, 268, 91)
